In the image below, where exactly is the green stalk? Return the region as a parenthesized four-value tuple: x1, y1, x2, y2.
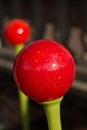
(40, 97, 63, 130)
(14, 44, 24, 55)
(19, 90, 29, 130)
(14, 44, 29, 130)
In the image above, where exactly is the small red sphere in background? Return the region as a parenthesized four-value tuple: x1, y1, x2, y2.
(3, 19, 31, 45)
(13, 40, 75, 102)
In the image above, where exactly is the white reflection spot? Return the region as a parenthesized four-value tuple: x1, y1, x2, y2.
(52, 63, 56, 67)
(17, 28, 23, 34)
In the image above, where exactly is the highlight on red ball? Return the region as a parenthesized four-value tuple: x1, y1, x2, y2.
(3, 19, 31, 45)
(13, 40, 75, 102)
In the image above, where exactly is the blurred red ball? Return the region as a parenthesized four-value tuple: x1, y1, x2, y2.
(3, 19, 31, 45)
(13, 40, 75, 102)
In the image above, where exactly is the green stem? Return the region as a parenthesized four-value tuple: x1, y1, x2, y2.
(14, 44, 24, 55)
(19, 90, 29, 130)
(40, 97, 63, 130)
(14, 44, 29, 130)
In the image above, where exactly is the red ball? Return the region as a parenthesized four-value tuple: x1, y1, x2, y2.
(3, 19, 31, 45)
(13, 40, 75, 102)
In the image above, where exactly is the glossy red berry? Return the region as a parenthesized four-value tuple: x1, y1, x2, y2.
(13, 40, 75, 102)
(3, 19, 31, 45)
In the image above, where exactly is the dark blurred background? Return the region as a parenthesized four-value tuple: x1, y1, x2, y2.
(0, 0, 87, 130)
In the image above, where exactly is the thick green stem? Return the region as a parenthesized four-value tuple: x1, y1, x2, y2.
(14, 44, 29, 130)
(40, 97, 63, 130)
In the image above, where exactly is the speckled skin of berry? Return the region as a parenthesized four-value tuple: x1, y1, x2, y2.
(13, 40, 75, 102)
